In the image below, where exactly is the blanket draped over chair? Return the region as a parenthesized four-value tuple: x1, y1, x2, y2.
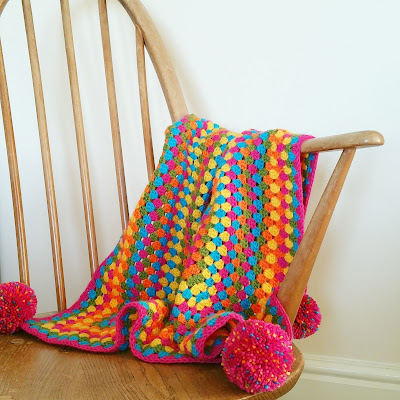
(19, 114, 319, 392)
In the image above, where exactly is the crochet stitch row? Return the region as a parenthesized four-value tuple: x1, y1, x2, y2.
(22, 114, 317, 363)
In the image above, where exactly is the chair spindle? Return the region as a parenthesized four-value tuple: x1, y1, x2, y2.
(0, 38, 30, 285)
(136, 27, 155, 179)
(22, 0, 66, 311)
(60, 0, 98, 276)
(98, 0, 129, 229)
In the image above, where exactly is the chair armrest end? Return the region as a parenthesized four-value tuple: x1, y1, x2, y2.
(301, 130, 384, 153)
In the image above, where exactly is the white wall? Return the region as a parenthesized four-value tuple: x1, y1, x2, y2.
(0, 0, 399, 379)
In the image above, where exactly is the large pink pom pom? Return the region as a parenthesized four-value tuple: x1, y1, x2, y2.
(0, 282, 37, 334)
(221, 320, 294, 393)
(293, 294, 321, 339)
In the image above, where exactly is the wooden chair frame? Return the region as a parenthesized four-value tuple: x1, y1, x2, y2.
(0, 0, 384, 399)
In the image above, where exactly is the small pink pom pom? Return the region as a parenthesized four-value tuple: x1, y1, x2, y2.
(221, 320, 294, 393)
(0, 282, 37, 335)
(293, 294, 321, 339)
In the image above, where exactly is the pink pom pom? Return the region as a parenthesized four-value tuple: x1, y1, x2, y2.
(0, 282, 37, 335)
(293, 294, 321, 339)
(221, 320, 294, 393)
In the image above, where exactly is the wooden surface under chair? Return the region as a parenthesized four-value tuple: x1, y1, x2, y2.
(0, 329, 304, 400)
(0, 0, 383, 399)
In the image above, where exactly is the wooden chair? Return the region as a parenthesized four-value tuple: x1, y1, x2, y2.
(0, 1, 384, 399)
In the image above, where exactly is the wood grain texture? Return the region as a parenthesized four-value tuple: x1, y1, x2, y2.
(0, 330, 304, 400)
(0, 0, 8, 16)
(136, 27, 155, 179)
(60, 0, 98, 276)
(278, 149, 356, 324)
(21, 0, 66, 311)
(98, 0, 129, 229)
(301, 130, 384, 153)
(0, 38, 30, 285)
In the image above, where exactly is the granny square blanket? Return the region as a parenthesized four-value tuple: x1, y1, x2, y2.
(22, 115, 317, 365)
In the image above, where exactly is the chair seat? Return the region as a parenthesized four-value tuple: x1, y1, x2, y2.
(0, 324, 304, 400)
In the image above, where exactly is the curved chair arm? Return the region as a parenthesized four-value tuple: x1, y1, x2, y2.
(301, 130, 384, 153)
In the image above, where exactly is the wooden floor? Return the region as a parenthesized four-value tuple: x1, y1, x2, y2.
(0, 331, 304, 400)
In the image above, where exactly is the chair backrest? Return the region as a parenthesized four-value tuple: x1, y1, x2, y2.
(0, 0, 383, 323)
(0, 0, 187, 311)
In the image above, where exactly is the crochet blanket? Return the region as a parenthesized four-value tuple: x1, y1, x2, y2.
(22, 114, 317, 375)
